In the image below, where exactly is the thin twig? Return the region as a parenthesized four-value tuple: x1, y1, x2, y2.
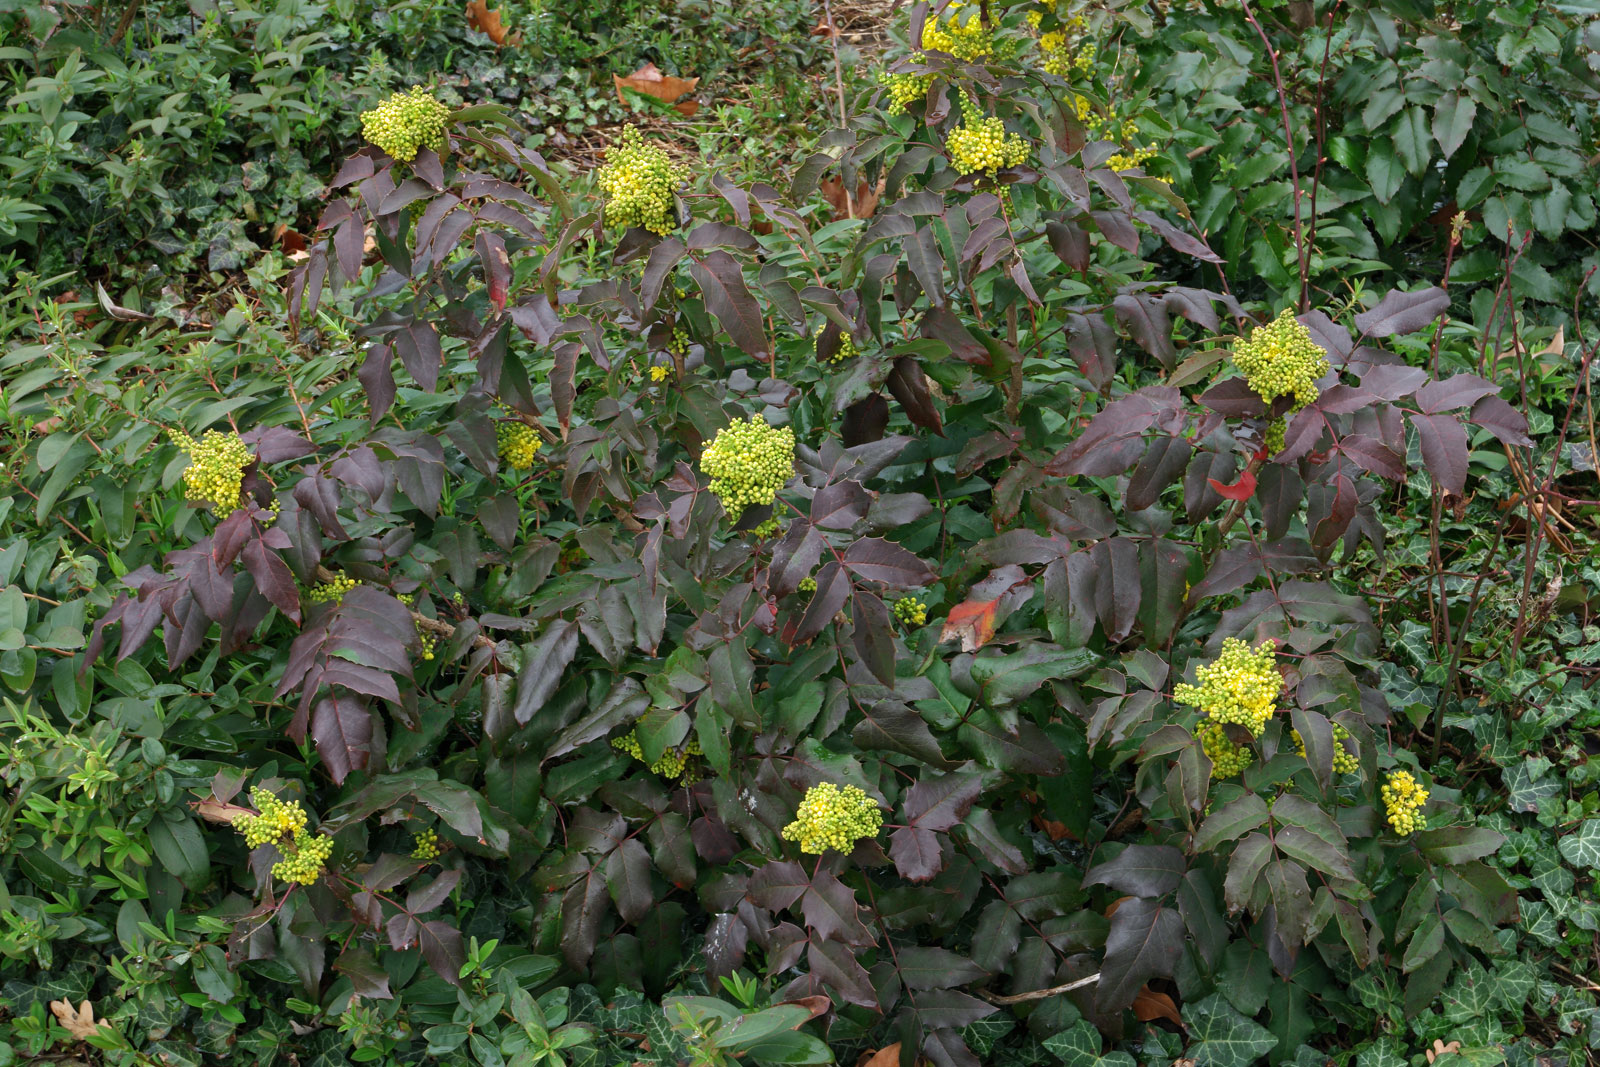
(819, 0, 855, 217)
(980, 973, 1100, 1005)
(1238, 0, 1308, 309)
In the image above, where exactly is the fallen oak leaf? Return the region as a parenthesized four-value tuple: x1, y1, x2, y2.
(51, 999, 110, 1040)
(613, 62, 700, 113)
(819, 175, 885, 220)
(465, 0, 510, 44)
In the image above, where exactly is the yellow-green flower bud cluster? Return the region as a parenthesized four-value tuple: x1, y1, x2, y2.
(1072, 95, 1159, 173)
(360, 87, 450, 163)
(305, 574, 360, 604)
(799, 576, 818, 595)
(272, 830, 334, 885)
(172, 429, 251, 517)
(816, 330, 858, 364)
(1035, 15, 1096, 78)
(699, 415, 796, 517)
(948, 98, 1030, 176)
(1173, 637, 1281, 737)
(893, 597, 928, 626)
(649, 365, 671, 383)
(668, 325, 691, 358)
(497, 422, 541, 470)
(595, 125, 685, 236)
(1381, 770, 1428, 834)
(233, 788, 307, 848)
(877, 62, 934, 115)
(1233, 309, 1330, 412)
(611, 730, 704, 783)
(1198, 721, 1251, 779)
(1292, 723, 1359, 775)
(921, 1, 996, 60)
(397, 593, 437, 661)
(1264, 416, 1286, 455)
(751, 518, 781, 539)
(781, 782, 883, 855)
(412, 828, 440, 861)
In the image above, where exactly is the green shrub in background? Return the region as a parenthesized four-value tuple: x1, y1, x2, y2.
(0, 0, 1599, 1066)
(0, 0, 819, 285)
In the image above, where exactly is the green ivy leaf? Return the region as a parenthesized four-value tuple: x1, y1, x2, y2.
(1557, 818, 1600, 869)
(1182, 993, 1278, 1067)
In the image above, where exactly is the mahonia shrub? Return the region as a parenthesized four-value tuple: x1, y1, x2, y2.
(45, 0, 1576, 1063)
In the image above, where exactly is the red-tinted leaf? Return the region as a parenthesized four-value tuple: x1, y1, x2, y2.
(808, 939, 878, 1009)
(1113, 293, 1177, 370)
(1198, 377, 1267, 417)
(334, 948, 392, 1000)
(418, 920, 466, 986)
(750, 860, 810, 910)
(513, 620, 581, 725)
(1353, 286, 1449, 338)
(1208, 468, 1257, 501)
(1094, 897, 1184, 1011)
(904, 770, 983, 832)
(791, 561, 850, 644)
(394, 320, 443, 391)
(312, 695, 372, 784)
(689, 249, 768, 356)
(1091, 536, 1141, 641)
(1468, 394, 1533, 446)
(242, 538, 301, 623)
(1415, 372, 1498, 414)
(843, 538, 936, 588)
(812, 480, 870, 530)
(802, 869, 875, 946)
(889, 825, 944, 882)
(886, 357, 944, 434)
(1084, 844, 1186, 898)
(920, 306, 991, 365)
(1338, 434, 1406, 481)
(1127, 435, 1192, 512)
(851, 590, 897, 687)
(475, 230, 511, 313)
(1408, 411, 1469, 494)
(605, 838, 654, 923)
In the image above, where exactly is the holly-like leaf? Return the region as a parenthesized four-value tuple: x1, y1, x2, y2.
(1095, 897, 1184, 1011)
(1084, 844, 1186, 898)
(690, 250, 767, 356)
(1353, 286, 1449, 338)
(843, 538, 936, 588)
(1408, 411, 1469, 495)
(801, 870, 875, 946)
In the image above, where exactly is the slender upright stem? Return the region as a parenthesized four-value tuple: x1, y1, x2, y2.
(1239, 0, 1308, 309)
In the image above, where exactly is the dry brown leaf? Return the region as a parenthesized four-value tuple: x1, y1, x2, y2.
(819, 176, 885, 220)
(785, 995, 831, 1023)
(857, 1043, 902, 1067)
(465, 0, 510, 44)
(195, 797, 255, 824)
(51, 999, 108, 1040)
(1104, 895, 1134, 919)
(1032, 814, 1077, 841)
(812, 13, 841, 37)
(1425, 1040, 1462, 1064)
(1131, 987, 1183, 1027)
(30, 415, 63, 436)
(613, 62, 701, 112)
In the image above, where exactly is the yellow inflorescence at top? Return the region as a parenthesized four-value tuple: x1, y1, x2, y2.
(595, 125, 685, 235)
(781, 782, 884, 855)
(172, 429, 252, 517)
(1233, 309, 1331, 412)
(612, 729, 704, 784)
(699, 414, 796, 517)
(1381, 770, 1428, 834)
(1173, 637, 1282, 738)
(649, 365, 671, 383)
(1293, 723, 1360, 775)
(948, 98, 1030, 177)
(231, 788, 333, 886)
(1031, 12, 1097, 78)
(1072, 95, 1160, 173)
(1198, 721, 1252, 779)
(360, 87, 450, 163)
(920, 0, 996, 60)
(497, 421, 541, 470)
(877, 61, 935, 115)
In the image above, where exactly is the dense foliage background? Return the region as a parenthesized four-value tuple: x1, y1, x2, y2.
(2, 0, 1600, 1065)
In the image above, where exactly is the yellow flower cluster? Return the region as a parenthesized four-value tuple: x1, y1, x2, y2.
(649, 365, 671, 383)
(1199, 721, 1251, 779)
(948, 100, 1030, 176)
(172, 428, 251, 517)
(1381, 770, 1428, 834)
(877, 62, 934, 115)
(360, 87, 450, 163)
(893, 597, 928, 626)
(751, 518, 781, 539)
(1292, 723, 1360, 775)
(781, 782, 883, 855)
(233, 788, 306, 848)
(1233, 309, 1330, 412)
(1072, 95, 1158, 172)
(595, 125, 685, 235)
(921, 1, 995, 60)
(1264, 416, 1287, 455)
(497, 421, 541, 470)
(611, 730, 704, 783)
(799, 576, 818, 595)
(412, 828, 440, 861)
(397, 593, 437, 661)
(699, 414, 796, 516)
(272, 830, 334, 885)
(304, 574, 359, 604)
(1173, 637, 1281, 737)
(1036, 15, 1096, 78)
(816, 330, 858, 364)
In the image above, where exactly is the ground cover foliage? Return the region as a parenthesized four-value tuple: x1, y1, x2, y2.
(2, 0, 1600, 1065)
